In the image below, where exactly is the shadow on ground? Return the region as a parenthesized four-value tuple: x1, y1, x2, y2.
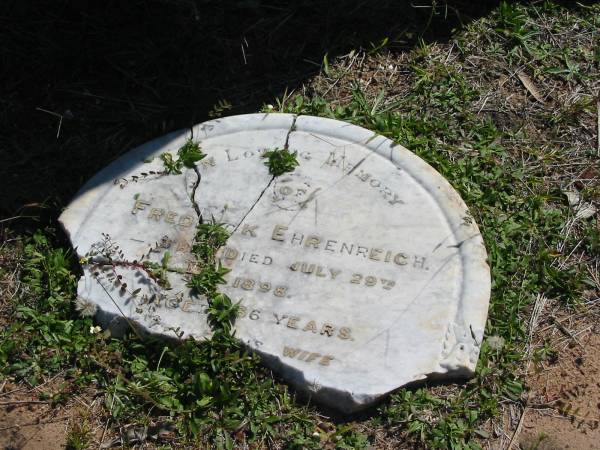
(1, 0, 501, 224)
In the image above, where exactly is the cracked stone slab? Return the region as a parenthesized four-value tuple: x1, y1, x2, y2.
(59, 113, 491, 413)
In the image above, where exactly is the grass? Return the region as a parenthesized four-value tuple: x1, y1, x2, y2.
(1, 1, 599, 448)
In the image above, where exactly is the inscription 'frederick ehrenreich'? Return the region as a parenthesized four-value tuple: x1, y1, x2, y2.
(271, 224, 427, 270)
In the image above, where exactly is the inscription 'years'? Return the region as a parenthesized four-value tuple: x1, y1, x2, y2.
(274, 313, 353, 341)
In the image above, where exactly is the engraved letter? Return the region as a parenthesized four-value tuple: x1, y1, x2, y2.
(303, 320, 318, 333)
(338, 327, 353, 340)
(300, 263, 315, 274)
(283, 346, 301, 358)
(241, 224, 258, 237)
(179, 215, 194, 227)
(356, 170, 370, 182)
(389, 193, 404, 205)
(273, 286, 287, 297)
(287, 316, 300, 329)
(304, 235, 321, 249)
(262, 256, 273, 265)
(241, 278, 255, 290)
(201, 157, 216, 168)
(149, 208, 164, 221)
(369, 248, 383, 261)
(325, 240, 338, 252)
(320, 323, 336, 337)
(225, 149, 239, 161)
(273, 313, 288, 325)
(222, 247, 239, 260)
(394, 253, 408, 265)
(132, 199, 150, 214)
(165, 211, 178, 223)
(305, 352, 321, 363)
(271, 224, 288, 241)
(340, 243, 354, 255)
(329, 268, 341, 280)
(356, 246, 369, 257)
(413, 256, 427, 269)
(319, 355, 335, 366)
(291, 232, 304, 246)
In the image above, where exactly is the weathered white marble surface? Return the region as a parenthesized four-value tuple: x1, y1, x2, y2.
(59, 113, 491, 413)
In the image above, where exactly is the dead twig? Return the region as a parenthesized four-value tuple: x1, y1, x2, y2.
(596, 99, 599, 157)
(507, 406, 527, 449)
(35, 107, 64, 139)
(0, 400, 50, 406)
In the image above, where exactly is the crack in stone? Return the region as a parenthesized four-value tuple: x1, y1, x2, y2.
(232, 175, 274, 234)
(232, 115, 298, 234)
(188, 126, 203, 225)
(191, 166, 203, 224)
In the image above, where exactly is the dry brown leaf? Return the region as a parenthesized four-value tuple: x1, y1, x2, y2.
(517, 71, 545, 104)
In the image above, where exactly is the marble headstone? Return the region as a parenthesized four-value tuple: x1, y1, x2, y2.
(59, 114, 491, 412)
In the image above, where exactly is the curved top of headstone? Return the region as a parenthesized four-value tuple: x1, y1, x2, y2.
(59, 113, 490, 413)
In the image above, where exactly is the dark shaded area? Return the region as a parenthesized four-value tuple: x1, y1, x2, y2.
(1, 0, 502, 224)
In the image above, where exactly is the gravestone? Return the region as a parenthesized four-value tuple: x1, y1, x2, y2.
(59, 113, 490, 413)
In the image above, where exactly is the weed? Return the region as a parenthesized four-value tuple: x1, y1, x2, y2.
(65, 420, 92, 450)
(142, 251, 172, 288)
(208, 99, 233, 118)
(262, 148, 299, 176)
(161, 138, 206, 175)
(187, 262, 230, 297)
(495, 1, 539, 54)
(192, 222, 230, 263)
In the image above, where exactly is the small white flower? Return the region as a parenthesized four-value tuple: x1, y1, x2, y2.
(90, 325, 102, 334)
(487, 335, 505, 351)
(75, 297, 97, 317)
(266, 104, 274, 110)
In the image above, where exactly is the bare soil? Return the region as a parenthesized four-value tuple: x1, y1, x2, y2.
(518, 312, 600, 449)
(0, 381, 69, 450)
